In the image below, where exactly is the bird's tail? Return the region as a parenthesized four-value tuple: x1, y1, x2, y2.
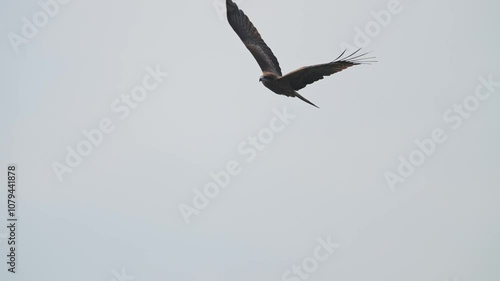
(294, 92, 319, 109)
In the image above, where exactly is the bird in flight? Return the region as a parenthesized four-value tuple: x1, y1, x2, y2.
(226, 0, 374, 108)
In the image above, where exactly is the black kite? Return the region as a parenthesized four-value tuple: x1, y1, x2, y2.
(226, 0, 374, 108)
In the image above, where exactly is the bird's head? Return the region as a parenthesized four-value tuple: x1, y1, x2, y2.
(259, 72, 278, 83)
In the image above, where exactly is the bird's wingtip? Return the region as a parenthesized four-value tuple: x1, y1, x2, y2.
(335, 48, 376, 64)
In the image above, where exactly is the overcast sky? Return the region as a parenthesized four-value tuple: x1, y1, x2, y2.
(1, 0, 499, 280)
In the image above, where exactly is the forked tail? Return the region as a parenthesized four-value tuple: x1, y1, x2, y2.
(294, 92, 319, 109)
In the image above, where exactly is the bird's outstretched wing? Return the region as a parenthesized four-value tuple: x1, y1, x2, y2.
(280, 49, 374, 91)
(226, 0, 282, 76)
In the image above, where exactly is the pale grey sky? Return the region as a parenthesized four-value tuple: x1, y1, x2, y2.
(1, 0, 499, 281)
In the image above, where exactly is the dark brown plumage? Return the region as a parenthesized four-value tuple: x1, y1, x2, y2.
(226, 0, 374, 108)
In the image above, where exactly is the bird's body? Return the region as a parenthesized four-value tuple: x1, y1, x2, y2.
(260, 72, 295, 98)
(226, 0, 373, 108)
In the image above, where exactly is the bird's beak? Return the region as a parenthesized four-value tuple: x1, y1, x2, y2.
(259, 77, 262, 82)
